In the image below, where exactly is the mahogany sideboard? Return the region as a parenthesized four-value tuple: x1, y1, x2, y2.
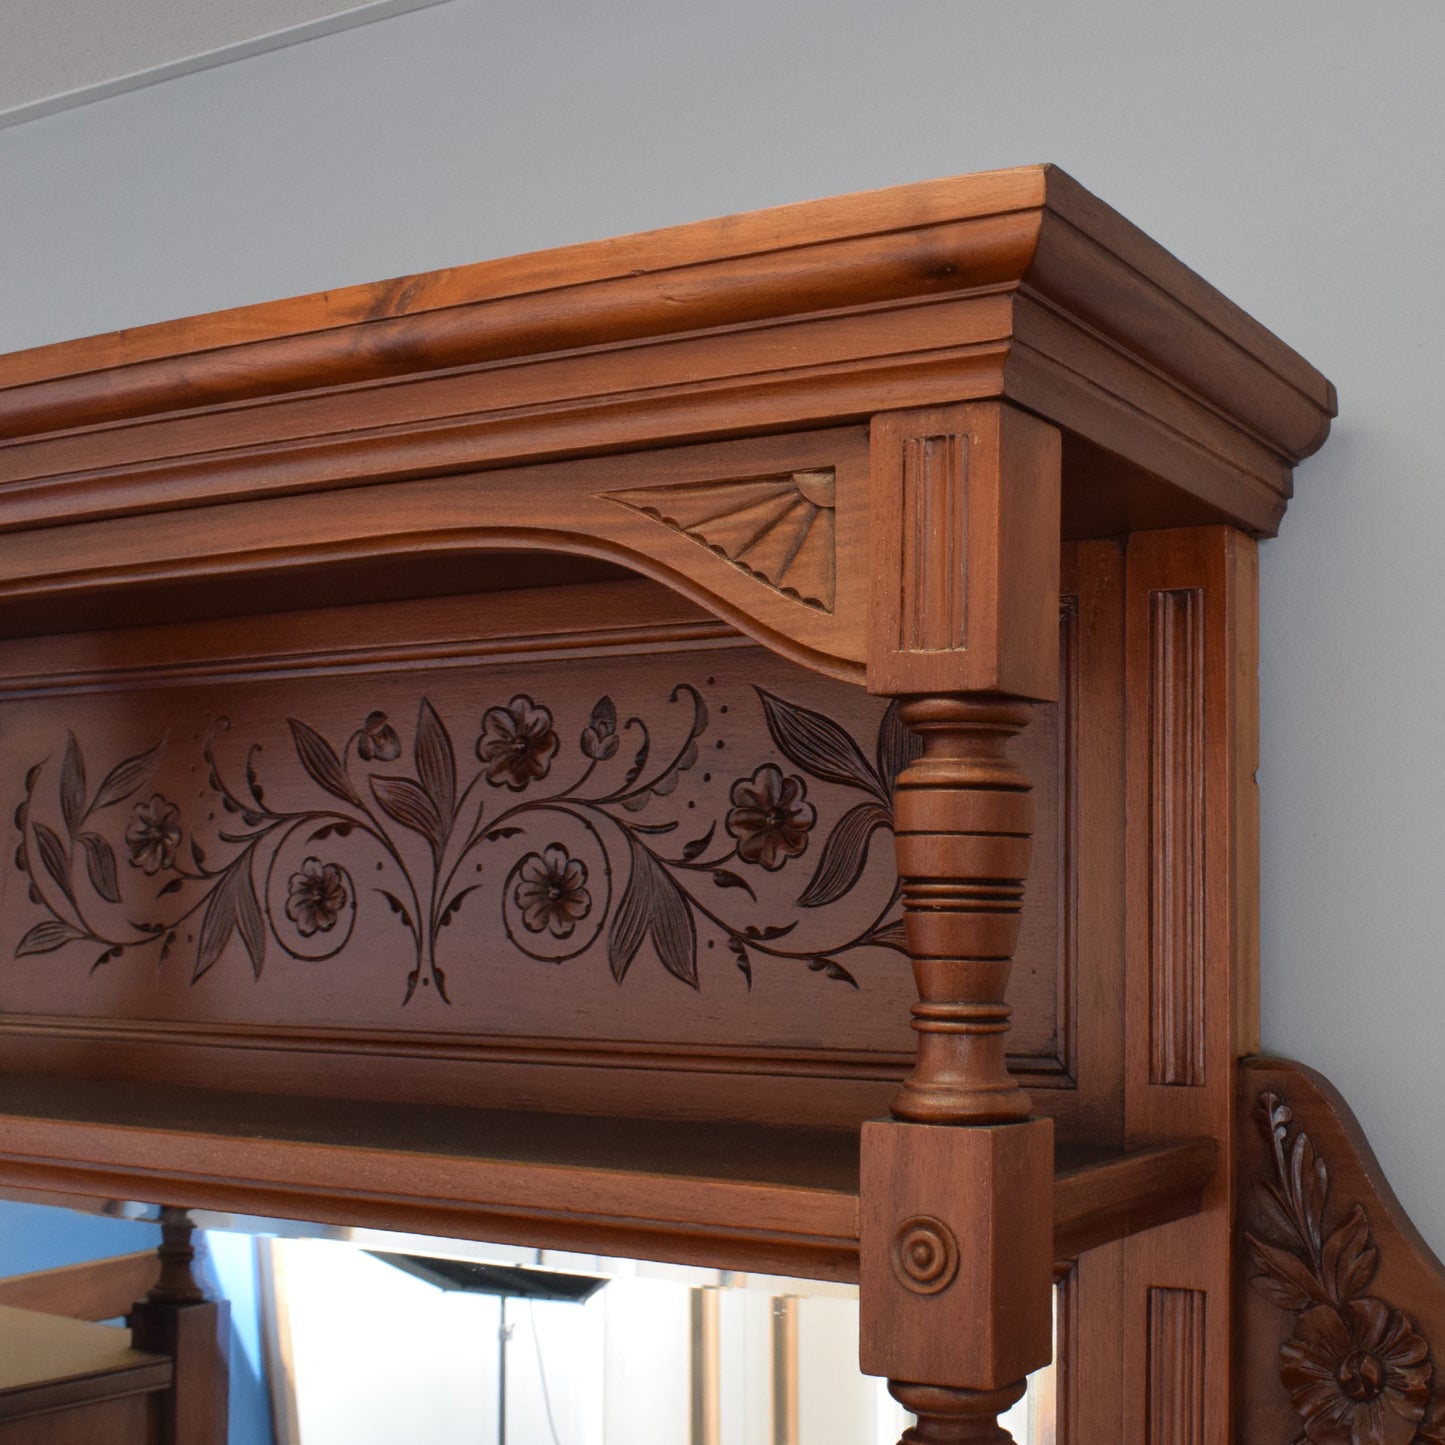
(0, 163, 1440, 1443)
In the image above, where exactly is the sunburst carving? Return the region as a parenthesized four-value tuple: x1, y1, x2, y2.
(604, 469, 836, 612)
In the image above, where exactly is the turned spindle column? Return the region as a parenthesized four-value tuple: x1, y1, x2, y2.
(890, 1383, 1028, 1444)
(890, 696, 1035, 1125)
(146, 1204, 208, 1306)
(862, 400, 1061, 1445)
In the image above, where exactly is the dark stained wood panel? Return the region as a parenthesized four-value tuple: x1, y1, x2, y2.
(0, 576, 1078, 1129)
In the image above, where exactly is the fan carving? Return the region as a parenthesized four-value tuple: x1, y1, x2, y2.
(605, 469, 837, 612)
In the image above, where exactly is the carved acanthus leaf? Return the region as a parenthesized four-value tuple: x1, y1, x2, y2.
(604, 469, 837, 612)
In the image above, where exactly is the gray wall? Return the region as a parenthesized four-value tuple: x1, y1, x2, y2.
(3, 1, 1442, 1249)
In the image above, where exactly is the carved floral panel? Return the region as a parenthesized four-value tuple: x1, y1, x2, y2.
(0, 638, 1061, 1058)
(1247, 1092, 1445, 1445)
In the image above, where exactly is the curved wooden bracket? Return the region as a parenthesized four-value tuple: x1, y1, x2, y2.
(1237, 1057, 1445, 1444)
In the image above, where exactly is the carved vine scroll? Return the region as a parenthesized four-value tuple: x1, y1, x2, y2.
(12, 682, 916, 1007)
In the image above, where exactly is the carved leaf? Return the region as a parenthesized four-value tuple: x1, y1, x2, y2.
(31, 823, 74, 904)
(1246, 1233, 1331, 1312)
(414, 698, 456, 824)
(1321, 1205, 1378, 1303)
(16, 920, 86, 956)
(711, 868, 755, 898)
(194, 868, 240, 982)
(288, 718, 361, 806)
(439, 884, 480, 928)
(863, 917, 908, 952)
(798, 800, 890, 908)
(608, 838, 697, 987)
(875, 700, 922, 801)
(91, 740, 164, 812)
(646, 851, 698, 989)
(1290, 1133, 1328, 1256)
(623, 687, 706, 811)
(1253, 1180, 1301, 1244)
(60, 733, 86, 835)
(234, 867, 266, 979)
(757, 689, 882, 796)
(607, 849, 649, 984)
(79, 832, 121, 904)
(806, 956, 859, 988)
(680, 823, 715, 862)
(370, 776, 444, 851)
(377, 889, 415, 933)
(729, 937, 752, 987)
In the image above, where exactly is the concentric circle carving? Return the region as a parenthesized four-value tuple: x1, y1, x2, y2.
(891, 1215, 959, 1295)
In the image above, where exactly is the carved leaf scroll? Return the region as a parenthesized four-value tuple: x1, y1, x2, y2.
(604, 469, 837, 611)
(1248, 1091, 1442, 1445)
(12, 683, 910, 1007)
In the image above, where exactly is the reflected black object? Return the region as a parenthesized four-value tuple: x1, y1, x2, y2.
(367, 1253, 607, 1445)
(367, 1252, 607, 1303)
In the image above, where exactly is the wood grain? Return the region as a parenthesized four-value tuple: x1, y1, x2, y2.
(1146, 1287, 1206, 1445)
(0, 166, 1345, 1444)
(1147, 586, 1206, 1088)
(859, 1117, 1054, 1390)
(0, 575, 1088, 1132)
(1121, 527, 1260, 1445)
(868, 402, 1061, 700)
(1236, 1057, 1445, 1444)
(0, 166, 1332, 552)
(0, 1252, 158, 1322)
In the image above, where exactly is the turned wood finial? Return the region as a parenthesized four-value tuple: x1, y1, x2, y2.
(147, 1205, 207, 1305)
(890, 1381, 1027, 1443)
(889, 696, 1035, 1125)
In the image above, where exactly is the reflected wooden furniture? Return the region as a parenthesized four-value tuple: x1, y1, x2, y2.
(0, 1216, 227, 1443)
(0, 164, 1433, 1442)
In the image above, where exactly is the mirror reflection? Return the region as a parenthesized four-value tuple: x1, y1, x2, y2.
(0, 1197, 1056, 1443)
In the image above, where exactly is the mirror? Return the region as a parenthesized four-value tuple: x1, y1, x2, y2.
(0, 1195, 1058, 1443)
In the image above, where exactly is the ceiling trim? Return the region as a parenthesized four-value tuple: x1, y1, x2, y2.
(0, 0, 455, 132)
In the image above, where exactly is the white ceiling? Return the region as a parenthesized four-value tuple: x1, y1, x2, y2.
(0, 0, 451, 127)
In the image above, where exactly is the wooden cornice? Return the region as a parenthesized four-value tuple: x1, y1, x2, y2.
(0, 165, 1332, 542)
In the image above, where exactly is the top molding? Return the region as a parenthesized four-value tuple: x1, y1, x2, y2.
(0, 167, 1334, 668)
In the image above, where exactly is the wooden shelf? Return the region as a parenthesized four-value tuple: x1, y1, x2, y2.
(0, 1304, 171, 1423)
(0, 1077, 1212, 1283)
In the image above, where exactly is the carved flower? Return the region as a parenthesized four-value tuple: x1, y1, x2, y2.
(285, 857, 349, 937)
(125, 794, 182, 875)
(478, 695, 558, 791)
(1281, 1299, 1431, 1445)
(355, 710, 401, 762)
(725, 763, 816, 871)
(581, 696, 619, 762)
(513, 845, 591, 939)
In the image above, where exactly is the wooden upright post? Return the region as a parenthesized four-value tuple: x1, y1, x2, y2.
(127, 1207, 230, 1445)
(860, 402, 1060, 1444)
